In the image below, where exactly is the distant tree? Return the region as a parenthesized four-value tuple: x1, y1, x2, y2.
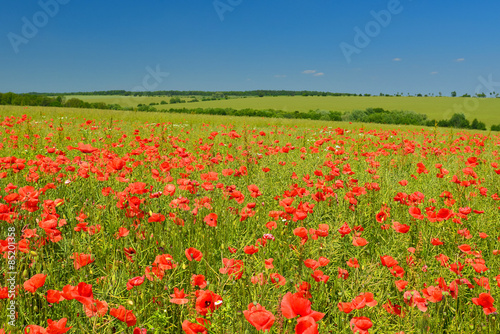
(64, 98, 84, 108)
(470, 118, 486, 130)
(451, 91, 457, 97)
(449, 113, 470, 129)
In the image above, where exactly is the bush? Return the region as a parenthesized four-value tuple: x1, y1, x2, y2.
(448, 113, 470, 129)
(470, 118, 486, 130)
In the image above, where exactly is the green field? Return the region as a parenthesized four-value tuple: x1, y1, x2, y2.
(68, 95, 500, 127)
(1, 104, 500, 333)
(0, 105, 490, 134)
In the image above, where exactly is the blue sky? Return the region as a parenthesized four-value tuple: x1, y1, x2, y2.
(1, 0, 499, 96)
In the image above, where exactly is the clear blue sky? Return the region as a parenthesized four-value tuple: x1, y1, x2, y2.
(1, 0, 499, 96)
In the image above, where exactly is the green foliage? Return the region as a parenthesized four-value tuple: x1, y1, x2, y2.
(491, 124, 500, 131)
(470, 118, 486, 130)
(169, 97, 183, 104)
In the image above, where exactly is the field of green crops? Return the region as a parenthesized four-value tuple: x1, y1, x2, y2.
(67, 95, 500, 127)
(1, 105, 500, 334)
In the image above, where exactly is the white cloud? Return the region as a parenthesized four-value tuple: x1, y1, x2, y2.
(455, 58, 465, 62)
(302, 70, 316, 74)
(430, 71, 438, 75)
(393, 58, 402, 61)
(313, 72, 325, 76)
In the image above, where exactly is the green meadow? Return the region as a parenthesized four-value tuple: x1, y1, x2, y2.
(67, 95, 500, 127)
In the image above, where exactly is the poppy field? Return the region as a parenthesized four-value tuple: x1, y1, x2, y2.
(1, 107, 500, 333)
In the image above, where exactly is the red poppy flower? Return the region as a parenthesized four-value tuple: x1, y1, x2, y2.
(280, 292, 324, 321)
(269, 273, 286, 286)
(338, 302, 354, 314)
(24, 325, 47, 334)
(182, 319, 207, 334)
(430, 238, 443, 246)
(266, 221, 277, 230)
(68, 142, 98, 153)
(219, 258, 244, 280)
(338, 268, 349, 280)
(347, 258, 359, 268)
(203, 213, 218, 227)
(251, 273, 267, 285)
(352, 292, 377, 309)
(392, 221, 410, 233)
(350, 316, 373, 334)
(472, 293, 496, 315)
(311, 270, 329, 283)
(304, 259, 319, 270)
(170, 287, 189, 304)
(422, 286, 443, 303)
(380, 255, 398, 268)
(164, 184, 176, 196)
(148, 213, 165, 223)
(115, 227, 129, 239)
(185, 247, 203, 261)
(46, 290, 64, 304)
(352, 236, 368, 247)
(458, 244, 471, 253)
(244, 245, 259, 255)
(295, 316, 318, 334)
(265, 258, 274, 269)
(390, 265, 405, 278)
(46, 317, 72, 333)
(126, 276, 145, 291)
(195, 290, 222, 316)
(74, 282, 94, 307)
(71, 253, 94, 270)
(110, 305, 137, 327)
(191, 274, 207, 289)
(409, 207, 424, 220)
(395, 280, 408, 292)
(24, 274, 47, 293)
(243, 303, 275, 331)
(84, 299, 108, 318)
